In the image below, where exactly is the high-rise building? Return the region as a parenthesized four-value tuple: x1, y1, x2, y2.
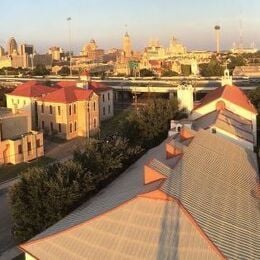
(123, 31, 132, 58)
(7, 37, 18, 55)
(19, 44, 34, 56)
(48, 46, 64, 61)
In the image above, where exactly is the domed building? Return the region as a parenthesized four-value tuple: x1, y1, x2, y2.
(7, 37, 18, 55)
(81, 39, 97, 56)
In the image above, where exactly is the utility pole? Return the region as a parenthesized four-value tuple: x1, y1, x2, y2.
(67, 17, 72, 76)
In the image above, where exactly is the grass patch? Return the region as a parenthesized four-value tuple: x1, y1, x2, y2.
(100, 108, 131, 138)
(0, 157, 55, 184)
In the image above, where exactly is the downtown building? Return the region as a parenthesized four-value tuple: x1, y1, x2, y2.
(20, 73, 259, 259)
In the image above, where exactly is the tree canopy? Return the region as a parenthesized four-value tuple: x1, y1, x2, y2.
(58, 66, 70, 76)
(32, 64, 49, 76)
(120, 97, 183, 149)
(140, 68, 155, 77)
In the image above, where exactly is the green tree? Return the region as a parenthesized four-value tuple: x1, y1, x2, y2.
(227, 55, 246, 73)
(32, 64, 49, 76)
(58, 66, 70, 76)
(181, 64, 191, 76)
(73, 137, 143, 188)
(161, 69, 179, 77)
(140, 68, 155, 77)
(121, 98, 180, 149)
(10, 160, 95, 242)
(199, 58, 224, 77)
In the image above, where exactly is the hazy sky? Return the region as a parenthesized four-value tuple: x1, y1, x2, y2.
(1, 0, 260, 53)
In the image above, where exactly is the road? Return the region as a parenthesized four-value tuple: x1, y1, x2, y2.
(0, 186, 16, 256)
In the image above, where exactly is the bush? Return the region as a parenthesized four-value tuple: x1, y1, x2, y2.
(10, 161, 95, 242)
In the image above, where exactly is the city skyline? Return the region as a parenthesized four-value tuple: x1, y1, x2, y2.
(1, 0, 260, 53)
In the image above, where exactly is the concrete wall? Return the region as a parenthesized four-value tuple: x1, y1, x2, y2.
(6, 95, 35, 129)
(0, 115, 29, 140)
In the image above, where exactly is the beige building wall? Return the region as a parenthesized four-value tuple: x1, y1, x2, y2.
(6, 95, 36, 129)
(37, 93, 100, 140)
(25, 253, 36, 260)
(4, 132, 44, 164)
(0, 56, 12, 69)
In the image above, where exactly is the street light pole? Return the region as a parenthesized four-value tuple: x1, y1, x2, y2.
(67, 17, 72, 76)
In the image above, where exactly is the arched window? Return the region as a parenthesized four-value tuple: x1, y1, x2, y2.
(93, 102, 96, 111)
(94, 118, 97, 128)
(177, 126, 182, 132)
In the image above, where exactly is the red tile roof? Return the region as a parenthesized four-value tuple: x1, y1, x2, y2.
(55, 81, 77, 88)
(40, 86, 93, 103)
(56, 80, 112, 92)
(8, 81, 56, 97)
(193, 85, 257, 114)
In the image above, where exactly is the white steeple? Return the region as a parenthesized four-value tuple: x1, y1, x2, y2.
(221, 66, 232, 86)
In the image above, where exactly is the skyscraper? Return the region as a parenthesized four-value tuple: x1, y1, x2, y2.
(7, 37, 18, 55)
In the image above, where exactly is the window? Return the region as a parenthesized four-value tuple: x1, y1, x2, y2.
(36, 139, 41, 148)
(103, 107, 105, 116)
(41, 104, 44, 113)
(27, 142, 32, 152)
(58, 123, 61, 133)
(108, 92, 110, 101)
(93, 102, 96, 111)
(23, 100, 26, 105)
(212, 128, 217, 134)
(42, 121, 45, 129)
(73, 104, 76, 114)
(69, 105, 72, 115)
(74, 121, 77, 131)
(17, 99, 19, 104)
(12, 99, 14, 104)
(58, 106, 61, 115)
(49, 105, 53, 114)
(102, 94, 105, 102)
(177, 126, 181, 133)
(94, 118, 96, 128)
(50, 122, 53, 132)
(108, 105, 111, 114)
(70, 123, 72, 133)
(18, 145, 22, 154)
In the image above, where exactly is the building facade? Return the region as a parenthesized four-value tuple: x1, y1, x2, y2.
(6, 80, 101, 140)
(0, 108, 43, 165)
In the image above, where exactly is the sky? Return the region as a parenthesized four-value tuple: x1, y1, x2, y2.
(1, 0, 260, 54)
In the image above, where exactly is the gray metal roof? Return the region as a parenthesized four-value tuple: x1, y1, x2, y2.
(21, 129, 259, 260)
(192, 109, 254, 143)
(161, 130, 259, 259)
